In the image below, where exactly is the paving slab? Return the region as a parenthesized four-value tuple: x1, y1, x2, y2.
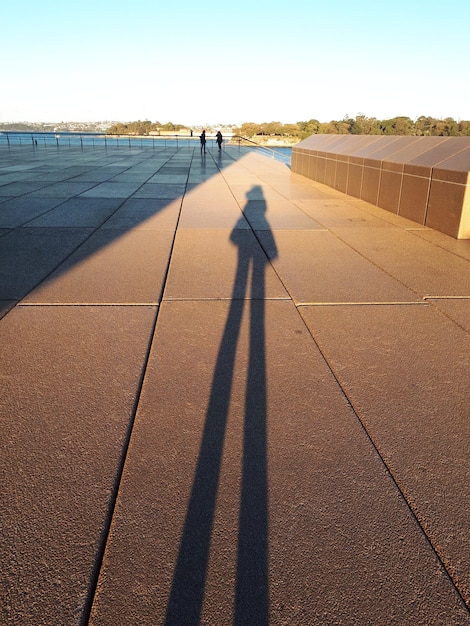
(0, 227, 93, 300)
(45, 166, 98, 177)
(0, 180, 53, 196)
(427, 297, 470, 332)
(268, 177, 333, 202)
(24, 229, 175, 304)
(27, 196, 125, 227)
(89, 300, 469, 625)
(0, 163, 39, 173)
(132, 182, 186, 199)
(179, 178, 245, 229)
(95, 166, 131, 176)
(257, 229, 420, 304)
(328, 226, 470, 297)
(292, 195, 397, 229)
(242, 196, 324, 230)
(109, 172, 156, 183)
(0, 172, 43, 185)
(25, 168, 99, 182)
(0, 196, 66, 227)
(225, 182, 278, 205)
(187, 160, 220, 183)
(155, 166, 191, 175)
(101, 197, 182, 230)
(1, 304, 156, 625)
(27, 181, 99, 197)
(147, 173, 188, 184)
(216, 168, 262, 188)
(164, 228, 289, 300)
(81, 181, 143, 198)
(299, 302, 470, 606)
(71, 170, 125, 183)
(413, 228, 470, 261)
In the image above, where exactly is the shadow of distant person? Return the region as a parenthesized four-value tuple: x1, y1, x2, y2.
(165, 186, 276, 625)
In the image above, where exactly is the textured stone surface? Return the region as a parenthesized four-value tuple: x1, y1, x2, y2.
(1, 305, 156, 625)
(165, 227, 289, 300)
(299, 303, 470, 607)
(90, 300, 469, 626)
(23, 229, 175, 304)
(0, 227, 93, 300)
(1, 143, 469, 625)
(257, 229, 419, 304)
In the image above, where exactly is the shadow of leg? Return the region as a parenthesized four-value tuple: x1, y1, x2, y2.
(165, 257, 249, 626)
(235, 257, 269, 626)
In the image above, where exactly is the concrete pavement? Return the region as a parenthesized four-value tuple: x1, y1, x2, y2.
(1, 142, 469, 625)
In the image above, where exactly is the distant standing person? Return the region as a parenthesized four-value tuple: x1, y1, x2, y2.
(216, 130, 223, 151)
(200, 129, 206, 153)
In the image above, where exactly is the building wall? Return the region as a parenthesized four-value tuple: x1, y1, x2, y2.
(292, 135, 470, 239)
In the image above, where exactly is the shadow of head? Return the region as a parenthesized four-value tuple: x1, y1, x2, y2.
(246, 184, 265, 204)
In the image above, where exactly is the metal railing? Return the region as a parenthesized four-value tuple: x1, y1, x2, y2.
(0, 131, 293, 165)
(0, 132, 212, 150)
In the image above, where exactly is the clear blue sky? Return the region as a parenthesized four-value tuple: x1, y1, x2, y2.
(2, 0, 469, 125)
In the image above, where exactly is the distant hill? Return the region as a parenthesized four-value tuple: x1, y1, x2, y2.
(0, 121, 116, 133)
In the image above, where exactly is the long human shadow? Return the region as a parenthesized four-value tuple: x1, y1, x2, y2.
(0, 142, 280, 625)
(165, 186, 277, 625)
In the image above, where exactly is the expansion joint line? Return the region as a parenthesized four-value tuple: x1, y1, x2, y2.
(80, 149, 193, 626)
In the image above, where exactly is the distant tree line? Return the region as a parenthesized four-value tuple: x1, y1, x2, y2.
(106, 120, 187, 135)
(3, 116, 470, 138)
(234, 121, 302, 138)
(104, 116, 470, 139)
(234, 115, 470, 139)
